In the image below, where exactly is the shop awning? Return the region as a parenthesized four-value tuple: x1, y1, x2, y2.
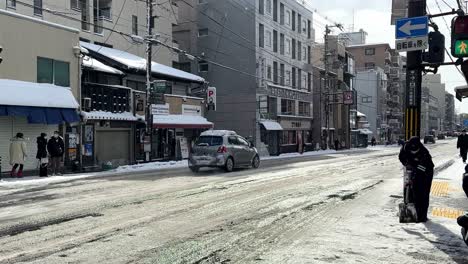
(0, 79, 80, 124)
(260, 120, 283, 131)
(153, 115, 213, 129)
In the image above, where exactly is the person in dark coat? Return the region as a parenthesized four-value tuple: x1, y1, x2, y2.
(371, 137, 376, 147)
(458, 130, 468, 163)
(36, 133, 48, 177)
(47, 131, 65, 176)
(463, 165, 468, 198)
(399, 136, 435, 222)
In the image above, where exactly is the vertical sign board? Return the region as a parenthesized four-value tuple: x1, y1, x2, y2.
(343, 91, 354, 105)
(207, 87, 216, 111)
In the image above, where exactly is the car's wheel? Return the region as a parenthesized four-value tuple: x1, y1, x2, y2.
(189, 166, 199, 173)
(224, 157, 234, 172)
(252, 155, 260, 169)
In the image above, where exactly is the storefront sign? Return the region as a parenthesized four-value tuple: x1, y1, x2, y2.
(182, 104, 202, 116)
(268, 85, 312, 101)
(68, 148, 77, 160)
(179, 137, 189, 159)
(207, 87, 217, 111)
(151, 104, 169, 115)
(68, 134, 77, 148)
(280, 119, 312, 130)
(84, 143, 93, 156)
(85, 125, 94, 142)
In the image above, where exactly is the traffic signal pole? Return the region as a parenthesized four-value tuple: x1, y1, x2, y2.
(405, 0, 426, 140)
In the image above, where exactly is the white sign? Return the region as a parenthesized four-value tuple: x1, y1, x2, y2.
(182, 104, 202, 116)
(151, 104, 169, 115)
(395, 36, 428, 52)
(179, 137, 189, 159)
(207, 87, 216, 111)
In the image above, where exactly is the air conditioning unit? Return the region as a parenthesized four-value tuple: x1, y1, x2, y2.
(83, 97, 91, 110)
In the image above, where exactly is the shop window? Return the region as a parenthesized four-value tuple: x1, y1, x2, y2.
(282, 130, 297, 145)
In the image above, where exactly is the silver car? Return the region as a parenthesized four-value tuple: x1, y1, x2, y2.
(189, 130, 260, 172)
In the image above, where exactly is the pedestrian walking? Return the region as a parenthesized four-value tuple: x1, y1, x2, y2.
(36, 133, 48, 177)
(334, 139, 339, 151)
(9, 132, 27, 178)
(458, 130, 468, 163)
(398, 136, 434, 222)
(47, 131, 64, 176)
(371, 137, 376, 147)
(463, 165, 468, 198)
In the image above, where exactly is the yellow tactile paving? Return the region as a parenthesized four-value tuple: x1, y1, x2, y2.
(431, 181, 450, 197)
(431, 207, 465, 219)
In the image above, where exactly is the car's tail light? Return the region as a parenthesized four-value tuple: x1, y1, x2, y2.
(217, 145, 227, 153)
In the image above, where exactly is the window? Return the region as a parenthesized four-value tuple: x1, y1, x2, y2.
(7, 0, 15, 8)
(365, 48, 375, 55)
(199, 61, 209, 72)
(299, 102, 311, 116)
(127, 80, 146, 91)
(286, 39, 291, 54)
(298, 41, 302, 61)
(279, 3, 284, 25)
(301, 73, 307, 90)
(292, 67, 296, 88)
(292, 10, 296, 31)
(280, 63, 285, 86)
(282, 131, 297, 145)
(266, 31, 272, 47)
(281, 99, 295, 115)
(197, 136, 223, 146)
(34, 0, 42, 16)
(80, 0, 90, 31)
(298, 69, 302, 88)
(302, 20, 307, 34)
(362, 97, 372, 103)
(286, 70, 291, 85)
(237, 137, 250, 147)
(198, 28, 208, 37)
(286, 10, 291, 25)
(280, 33, 285, 55)
(94, 0, 112, 20)
(71, 0, 80, 9)
(228, 136, 238, 145)
(365, 62, 375, 69)
(273, 0, 277, 21)
(267, 65, 272, 80)
(259, 23, 264, 47)
(37, 57, 70, 87)
(292, 38, 296, 59)
(297, 13, 301, 33)
(259, 0, 264, 15)
(132, 15, 138, 35)
(198, 0, 206, 3)
(307, 20, 311, 39)
(273, 30, 278, 52)
(266, 0, 271, 14)
(307, 72, 312, 92)
(273, 61, 278, 84)
(307, 45, 311, 64)
(303, 46, 307, 61)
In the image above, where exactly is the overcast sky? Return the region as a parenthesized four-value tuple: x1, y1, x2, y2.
(309, 0, 468, 113)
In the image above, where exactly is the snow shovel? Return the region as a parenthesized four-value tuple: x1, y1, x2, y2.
(399, 167, 418, 223)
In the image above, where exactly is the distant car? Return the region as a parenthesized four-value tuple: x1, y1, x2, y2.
(437, 134, 446, 140)
(189, 130, 260, 173)
(424, 135, 436, 144)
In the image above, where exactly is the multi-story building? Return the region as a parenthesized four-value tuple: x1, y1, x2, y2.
(421, 86, 440, 136)
(445, 92, 455, 132)
(174, 0, 315, 155)
(354, 67, 387, 142)
(347, 43, 405, 142)
(422, 74, 446, 135)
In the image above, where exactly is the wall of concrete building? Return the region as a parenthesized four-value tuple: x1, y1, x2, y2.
(422, 74, 446, 134)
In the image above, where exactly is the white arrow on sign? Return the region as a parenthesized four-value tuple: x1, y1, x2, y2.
(398, 20, 426, 35)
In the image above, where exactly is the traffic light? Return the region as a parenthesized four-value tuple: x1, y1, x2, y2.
(424, 31, 445, 63)
(452, 16, 468, 57)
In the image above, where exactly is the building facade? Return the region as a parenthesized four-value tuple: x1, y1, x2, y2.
(174, 0, 316, 155)
(445, 92, 455, 132)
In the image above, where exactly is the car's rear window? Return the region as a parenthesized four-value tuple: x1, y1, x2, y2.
(196, 136, 223, 146)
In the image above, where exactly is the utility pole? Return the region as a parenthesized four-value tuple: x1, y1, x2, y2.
(145, 0, 153, 162)
(405, 0, 426, 140)
(323, 25, 331, 149)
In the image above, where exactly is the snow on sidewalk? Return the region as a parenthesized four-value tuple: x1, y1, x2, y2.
(0, 160, 188, 189)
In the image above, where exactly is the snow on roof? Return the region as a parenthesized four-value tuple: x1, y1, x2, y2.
(81, 111, 140, 121)
(82, 56, 124, 75)
(0, 79, 79, 109)
(357, 111, 366, 117)
(357, 128, 373, 135)
(201, 130, 237, 136)
(260, 120, 283, 131)
(80, 42, 205, 83)
(154, 115, 213, 128)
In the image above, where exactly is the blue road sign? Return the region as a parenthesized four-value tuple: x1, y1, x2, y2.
(395, 16, 429, 39)
(464, 119, 468, 127)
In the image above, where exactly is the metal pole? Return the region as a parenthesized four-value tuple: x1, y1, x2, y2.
(405, 0, 426, 140)
(145, 0, 153, 162)
(324, 25, 330, 149)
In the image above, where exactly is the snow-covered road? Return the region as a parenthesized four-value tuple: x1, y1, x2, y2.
(0, 140, 466, 263)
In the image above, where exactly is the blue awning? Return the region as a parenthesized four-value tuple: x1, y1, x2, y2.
(0, 105, 80, 124)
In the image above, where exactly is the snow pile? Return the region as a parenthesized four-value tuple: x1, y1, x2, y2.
(82, 56, 124, 75)
(0, 79, 79, 108)
(262, 149, 362, 160)
(116, 160, 188, 173)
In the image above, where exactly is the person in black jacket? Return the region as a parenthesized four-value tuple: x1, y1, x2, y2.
(36, 133, 48, 177)
(399, 136, 435, 222)
(458, 130, 468, 163)
(47, 131, 65, 176)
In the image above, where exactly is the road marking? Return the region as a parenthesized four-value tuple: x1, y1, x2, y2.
(431, 207, 465, 219)
(431, 181, 450, 197)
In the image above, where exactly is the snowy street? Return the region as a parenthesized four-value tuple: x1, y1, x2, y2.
(0, 139, 467, 263)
